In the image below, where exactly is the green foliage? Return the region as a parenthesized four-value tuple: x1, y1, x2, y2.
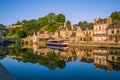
(15, 21, 22, 25)
(8, 49, 66, 70)
(23, 41, 28, 45)
(66, 20, 71, 26)
(6, 12, 66, 38)
(111, 11, 120, 21)
(17, 31, 27, 38)
(78, 21, 93, 27)
(46, 13, 56, 23)
(0, 24, 5, 28)
(56, 14, 65, 23)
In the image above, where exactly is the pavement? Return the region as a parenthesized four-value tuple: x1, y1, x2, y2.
(0, 63, 16, 80)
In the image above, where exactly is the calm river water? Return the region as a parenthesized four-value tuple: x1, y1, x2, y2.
(0, 45, 120, 80)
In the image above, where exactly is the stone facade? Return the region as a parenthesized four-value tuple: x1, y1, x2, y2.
(107, 20, 120, 43)
(51, 23, 94, 42)
(93, 17, 112, 41)
(81, 26, 93, 42)
(33, 30, 50, 43)
(33, 16, 120, 43)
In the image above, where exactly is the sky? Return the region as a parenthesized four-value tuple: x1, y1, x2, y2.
(0, 0, 120, 26)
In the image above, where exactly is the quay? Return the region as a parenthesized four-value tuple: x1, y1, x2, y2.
(0, 63, 16, 80)
(69, 42, 120, 49)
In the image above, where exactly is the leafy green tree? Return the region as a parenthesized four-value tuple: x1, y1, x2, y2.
(0, 24, 5, 28)
(66, 20, 71, 26)
(15, 21, 21, 25)
(6, 12, 66, 37)
(17, 31, 27, 38)
(111, 11, 120, 21)
(46, 12, 56, 23)
(38, 17, 48, 27)
(56, 14, 65, 23)
(78, 21, 90, 26)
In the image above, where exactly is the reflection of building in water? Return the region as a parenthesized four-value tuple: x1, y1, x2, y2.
(76, 47, 94, 63)
(108, 50, 120, 71)
(93, 49, 112, 72)
(93, 49, 120, 72)
(33, 44, 52, 56)
(65, 49, 76, 62)
(33, 45, 77, 62)
(8, 44, 119, 72)
(33, 31, 50, 43)
(108, 50, 120, 62)
(32, 45, 120, 71)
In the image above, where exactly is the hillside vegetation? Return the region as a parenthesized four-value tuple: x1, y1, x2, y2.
(6, 13, 65, 38)
(5, 11, 120, 38)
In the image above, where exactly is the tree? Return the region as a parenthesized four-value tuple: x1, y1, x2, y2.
(0, 24, 5, 28)
(111, 11, 120, 21)
(78, 21, 90, 26)
(17, 31, 27, 38)
(15, 21, 21, 25)
(6, 12, 66, 38)
(38, 17, 48, 27)
(46, 12, 56, 23)
(66, 20, 71, 26)
(56, 14, 65, 23)
(78, 21, 82, 26)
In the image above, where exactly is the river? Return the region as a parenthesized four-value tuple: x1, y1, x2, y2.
(0, 45, 120, 80)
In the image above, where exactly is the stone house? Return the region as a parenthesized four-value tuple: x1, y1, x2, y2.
(93, 17, 112, 41)
(33, 30, 50, 43)
(51, 23, 80, 42)
(107, 20, 120, 43)
(80, 26, 93, 42)
(33, 17, 120, 43)
(51, 23, 94, 42)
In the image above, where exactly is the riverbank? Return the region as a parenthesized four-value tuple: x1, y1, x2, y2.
(69, 42, 120, 49)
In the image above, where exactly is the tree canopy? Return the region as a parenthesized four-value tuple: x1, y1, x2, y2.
(0, 24, 5, 28)
(66, 20, 71, 26)
(6, 12, 66, 38)
(111, 11, 120, 21)
(78, 21, 93, 27)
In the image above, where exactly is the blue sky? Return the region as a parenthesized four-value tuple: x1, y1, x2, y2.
(0, 0, 120, 25)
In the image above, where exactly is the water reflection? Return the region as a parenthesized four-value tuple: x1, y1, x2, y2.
(1, 45, 120, 72)
(33, 45, 120, 72)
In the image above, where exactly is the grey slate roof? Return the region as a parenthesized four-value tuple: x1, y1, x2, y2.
(108, 20, 120, 29)
(80, 26, 93, 31)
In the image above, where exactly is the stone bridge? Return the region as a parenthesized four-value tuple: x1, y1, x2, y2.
(0, 28, 8, 37)
(0, 38, 21, 48)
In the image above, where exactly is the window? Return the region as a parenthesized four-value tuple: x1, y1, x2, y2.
(89, 32, 91, 34)
(111, 30, 114, 34)
(87, 32, 88, 34)
(116, 30, 119, 33)
(99, 26, 101, 30)
(83, 32, 85, 35)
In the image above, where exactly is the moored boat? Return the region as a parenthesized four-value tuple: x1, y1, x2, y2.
(47, 39, 68, 50)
